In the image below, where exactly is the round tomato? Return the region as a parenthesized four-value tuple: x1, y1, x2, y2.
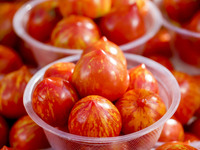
(26, 0, 62, 42)
(115, 89, 166, 134)
(0, 66, 32, 118)
(51, 15, 100, 49)
(99, 3, 146, 45)
(32, 77, 79, 127)
(9, 115, 50, 150)
(68, 95, 122, 137)
(72, 49, 129, 101)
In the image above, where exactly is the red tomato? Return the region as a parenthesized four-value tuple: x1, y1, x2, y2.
(0, 66, 32, 118)
(0, 45, 23, 74)
(156, 141, 198, 150)
(0, 115, 9, 148)
(58, 0, 112, 19)
(128, 63, 159, 93)
(68, 95, 122, 137)
(44, 62, 75, 82)
(32, 77, 79, 127)
(147, 55, 174, 71)
(184, 132, 200, 142)
(115, 89, 166, 134)
(82, 36, 127, 66)
(71, 49, 129, 102)
(158, 118, 184, 142)
(143, 27, 173, 58)
(9, 115, 50, 150)
(172, 71, 200, 125)
(0, 2, 23, 47)
(99, 3, 146, 45)
(51, 15, 101, 49)
(26, 0, 62, 42)
(162, 0, 200, 23)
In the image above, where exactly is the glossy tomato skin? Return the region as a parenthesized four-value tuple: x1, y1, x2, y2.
(0, 45, 23, 74)
(143, 27, 173, 58)
(72, 49, 129, 102)
(99, 3, 146, 45)
(68, 95, 122, 137)
(128, 63, 159, 93)
(0, 66, 32, 118)
(26, 0, 62, 42)
(172, 71, 200, 125)
(163, 0, 200, 23)
(156, 142, 198, 150)
(82, 36, 127, 66)
(51, 15, 100, 49)
(0, 115, 9, 148)
(158, 118, 184, 142)
(115, 89, 166, 134)
(9, 115, 50, 150)
(44, 62, 75, 82)
(147, 55, 174, 71)
(58, 0, 111, 19)
(32, 77, 79, 127)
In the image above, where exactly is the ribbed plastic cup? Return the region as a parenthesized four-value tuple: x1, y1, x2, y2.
(24, 53, 180, 150)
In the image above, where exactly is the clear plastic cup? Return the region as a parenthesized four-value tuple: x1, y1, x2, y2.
(153, 0, 200, 73)
(23, 53, 180, 150)
(13, 0, 162, 67)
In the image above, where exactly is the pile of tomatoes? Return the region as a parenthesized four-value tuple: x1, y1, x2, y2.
(0, 0, 200, 150)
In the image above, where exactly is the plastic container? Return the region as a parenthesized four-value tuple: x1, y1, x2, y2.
(13, 0, 162, 67)
(153, 0, 200, 73)
(23, 53, 180, 150)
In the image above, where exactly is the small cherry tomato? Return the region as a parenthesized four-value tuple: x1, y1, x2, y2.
(158, 118, 184, 142)
(128, 63, 159, 93)
(72, 49, 129, 101)
(32, 77, 79, 127)
(0, 45, 23, 74)
(26, 0, 62, 42)
(115, 89, 166, 134)
(9, 115, 50, 150)
(51, 15, 101, 49)
(99, 3, 146, 45)
(0, 66, 32, 118)
(68, 95, 122, 137)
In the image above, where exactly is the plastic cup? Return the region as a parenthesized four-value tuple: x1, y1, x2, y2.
(13, 0, 162, 67)
(23, 53, 180, 150)
(153, 0, 200, 73)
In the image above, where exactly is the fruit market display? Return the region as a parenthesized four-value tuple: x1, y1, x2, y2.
(0, 0, 200, 149)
